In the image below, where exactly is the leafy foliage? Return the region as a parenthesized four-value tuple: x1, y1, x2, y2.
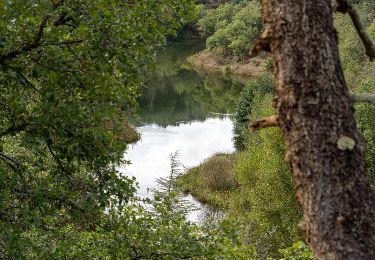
(198, 1, 263, 60)
(233, 74, 274, 150)
(0, 0, 198, 256)
(278, 241, 314, 260)
(179, 90, 303, 258)
(234, 93, 303, 258)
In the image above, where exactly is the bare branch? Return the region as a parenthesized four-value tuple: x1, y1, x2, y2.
(250, 115, 279, 131)
(336, 0, 375, 61)
(352, 93, 375, 104)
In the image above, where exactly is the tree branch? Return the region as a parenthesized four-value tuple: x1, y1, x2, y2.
(44, 39, 84, 46)
(250, 28, 271, 58)
(336, 0, 375, 61)
(46, 141, 73, 184)
(352, 93, 375, 104)
(0, 153, 22, 172)
(2, 64, 39, 91)
(0, 15, 51, 64)
(250, 115, 279, 131)
(0, 120, 27, 138)
(0, 0, 67, 64)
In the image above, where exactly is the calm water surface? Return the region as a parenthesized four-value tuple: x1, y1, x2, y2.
(119, 42, 246, 221)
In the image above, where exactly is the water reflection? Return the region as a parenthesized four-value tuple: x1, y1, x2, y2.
(121, 117, 235, 195)
(122, 42, 247, 222)
(138, 42, 244, 127)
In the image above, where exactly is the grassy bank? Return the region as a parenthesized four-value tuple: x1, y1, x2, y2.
(178, 153, 239, 209)
(177, 89, 305, 259)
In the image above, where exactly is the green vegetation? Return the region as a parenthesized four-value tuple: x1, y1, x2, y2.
(179, 1, 375, 258)
(0, 1, 257, 258)
(198, 1, 263, 60)
(278, 241, 314, 260)
(1, 0, 374, 258)
(233, 74, 274, 150)
(179, 91, 303, 258)
(335, 2, 375, 190)
(178, 153, 238, 209)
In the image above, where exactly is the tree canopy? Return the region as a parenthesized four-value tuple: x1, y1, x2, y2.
(0, 0, 199, 256)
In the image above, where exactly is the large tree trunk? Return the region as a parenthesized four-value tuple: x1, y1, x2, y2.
(259, 0, 375, 259)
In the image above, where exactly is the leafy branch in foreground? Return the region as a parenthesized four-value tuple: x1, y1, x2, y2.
(0, 0, 197, 256)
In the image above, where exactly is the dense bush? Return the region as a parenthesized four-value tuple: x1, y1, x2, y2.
(233, 74, 274, 150)
(278, 241, 314, 260)
(198, 1, 263, 60)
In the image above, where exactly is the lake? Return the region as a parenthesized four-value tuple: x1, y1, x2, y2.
(119, 41, 246, 221)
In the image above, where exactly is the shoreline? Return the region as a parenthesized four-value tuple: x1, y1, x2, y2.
(186, 50, 269, 79)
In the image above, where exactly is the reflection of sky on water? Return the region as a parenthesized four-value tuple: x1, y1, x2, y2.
(119, 117, 234, 196)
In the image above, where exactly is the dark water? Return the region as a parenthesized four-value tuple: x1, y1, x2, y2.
(119, 41, 247, 221)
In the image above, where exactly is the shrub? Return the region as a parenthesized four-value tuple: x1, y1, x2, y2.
(279, 241, 314, 260)
(233, 74, 274, 151)
(199, 1, 263, 59)
(198, 3, 241, 38)
(234, 93, 303, 258)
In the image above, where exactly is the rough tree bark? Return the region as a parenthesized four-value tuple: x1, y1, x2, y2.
(257, 0, 375, 259)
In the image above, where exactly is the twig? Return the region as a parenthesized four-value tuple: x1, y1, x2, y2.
(0, 153, 22, 172)
(44, 39, 84, 46)
(336, 0, 375, 61)
(46, 141, 73, 184)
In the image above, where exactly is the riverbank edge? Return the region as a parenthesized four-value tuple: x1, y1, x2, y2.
(186, 50, 271, 78)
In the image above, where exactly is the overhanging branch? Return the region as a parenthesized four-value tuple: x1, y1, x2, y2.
(0, 0, 68, 64)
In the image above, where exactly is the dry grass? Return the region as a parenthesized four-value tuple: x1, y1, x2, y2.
(201, 154, 238, 191)
(176, 153, 239, 209)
